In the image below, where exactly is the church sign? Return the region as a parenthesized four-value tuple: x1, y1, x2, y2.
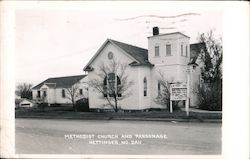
(170, 83, 187, 101)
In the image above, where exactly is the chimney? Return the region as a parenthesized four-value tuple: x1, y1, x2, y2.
(153, 27, 159, 36)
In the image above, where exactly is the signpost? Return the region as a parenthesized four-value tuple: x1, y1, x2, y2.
(186, 66, 191, 116)
(170, 66, 191, 116)
(170, 83, 187, 114)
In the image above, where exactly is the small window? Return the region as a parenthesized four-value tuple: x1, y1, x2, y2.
(108, 52, 113, 60)
(155, 46, 159, 56)
(158, 81, 161, 96)
(185, 45, 188, 57)
(43, 91, 47, 97)
(143, 77, 147, 96)
(79, 89, 83, 95)
(166, 44, 171, 56)
(37, 90, 41, 98)
(181, 44, 183, 56)
(62, 89, 65, 98)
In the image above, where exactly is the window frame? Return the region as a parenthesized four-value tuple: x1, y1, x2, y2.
(43, 91, 47, 97)
(103, 73, 122, 98)
(79, 89, 83, 95)
(37, 90, 41, 98)
(181, 44, 183, 56)
(62, 89, 65, 98)
(158, 81, 161, 96)
(143, 77, 147, 97)
(166, 44, 171, 56)
(155, 46, 160, 57)
(185, 45, 188, 57)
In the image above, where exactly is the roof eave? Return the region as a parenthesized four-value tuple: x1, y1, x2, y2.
(129, 62, 154, 67)
(147, 32, 190, 39)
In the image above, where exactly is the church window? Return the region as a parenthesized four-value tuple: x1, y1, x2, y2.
(108, 52, 113, 59)
(143, 77, 147, 96)
(103, 73, 122, 97)
(155, 46, 159, 56)
(158, 81, 161, 96)
(185, 45, 188, 57)
(166, 44, 171, 56)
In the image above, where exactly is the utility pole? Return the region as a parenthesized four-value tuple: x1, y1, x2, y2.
(186, 66, 191, 117)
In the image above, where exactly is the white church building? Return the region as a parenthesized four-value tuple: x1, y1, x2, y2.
(84, 27, 204, 111)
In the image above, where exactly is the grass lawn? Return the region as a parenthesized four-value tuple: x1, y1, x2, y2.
(15, 105, 222, 121)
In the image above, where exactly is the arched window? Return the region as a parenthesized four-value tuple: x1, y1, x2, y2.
(103, 73, 122, 97)
(158, 81, 161, 96)
(117, 77, 122, 97)
(143, 77, 147, 96)
(103, 76, 107, 97)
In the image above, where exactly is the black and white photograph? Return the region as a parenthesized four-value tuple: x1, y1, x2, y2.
(0, 1, 249, 159)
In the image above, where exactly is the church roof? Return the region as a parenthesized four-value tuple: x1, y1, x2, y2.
(109, 39, 153, 66)
(83, 38, 205, 71)
(83, 39, 154, 71)
(32, 75, 87, 89)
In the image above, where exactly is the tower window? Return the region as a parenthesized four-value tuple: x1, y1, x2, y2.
(181, 44, 183, 56)
(166, 44, 171, 56)
(155, 46, 159, 57)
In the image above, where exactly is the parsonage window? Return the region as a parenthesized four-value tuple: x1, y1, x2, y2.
(79, 89, 83, 95)
(62, 89, 65, 98)
(43, 91, 47, 97)
(37, 90, 41, 98)
(143, 77, 147, 96)
(155, 46, 159, 57)
(103, 73, 122, 98)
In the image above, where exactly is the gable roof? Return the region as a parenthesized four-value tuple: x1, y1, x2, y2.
(15, 98, 35, 105)
(83, 39, 153, 71)
(32, 75, 87, 90)
(109, 39, 153, 66)
(147, 32, 190, 39)
(83, 38, 205, 71)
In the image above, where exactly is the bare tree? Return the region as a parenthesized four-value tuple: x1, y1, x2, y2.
(65, 82, 86, 112)
(154, 71, 173, 110)
(88, 59, 134, 112)
(15, 83, 33, 99)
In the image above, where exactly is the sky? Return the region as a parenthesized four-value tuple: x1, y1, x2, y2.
(15, 2, 223, 86)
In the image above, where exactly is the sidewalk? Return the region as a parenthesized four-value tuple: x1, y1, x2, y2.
(181, 108, 222, 113)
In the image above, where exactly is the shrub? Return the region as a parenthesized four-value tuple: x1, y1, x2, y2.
(38, 102, 48, 112)
(197, 80, 222, 111)
(75, 98, 89, 112)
